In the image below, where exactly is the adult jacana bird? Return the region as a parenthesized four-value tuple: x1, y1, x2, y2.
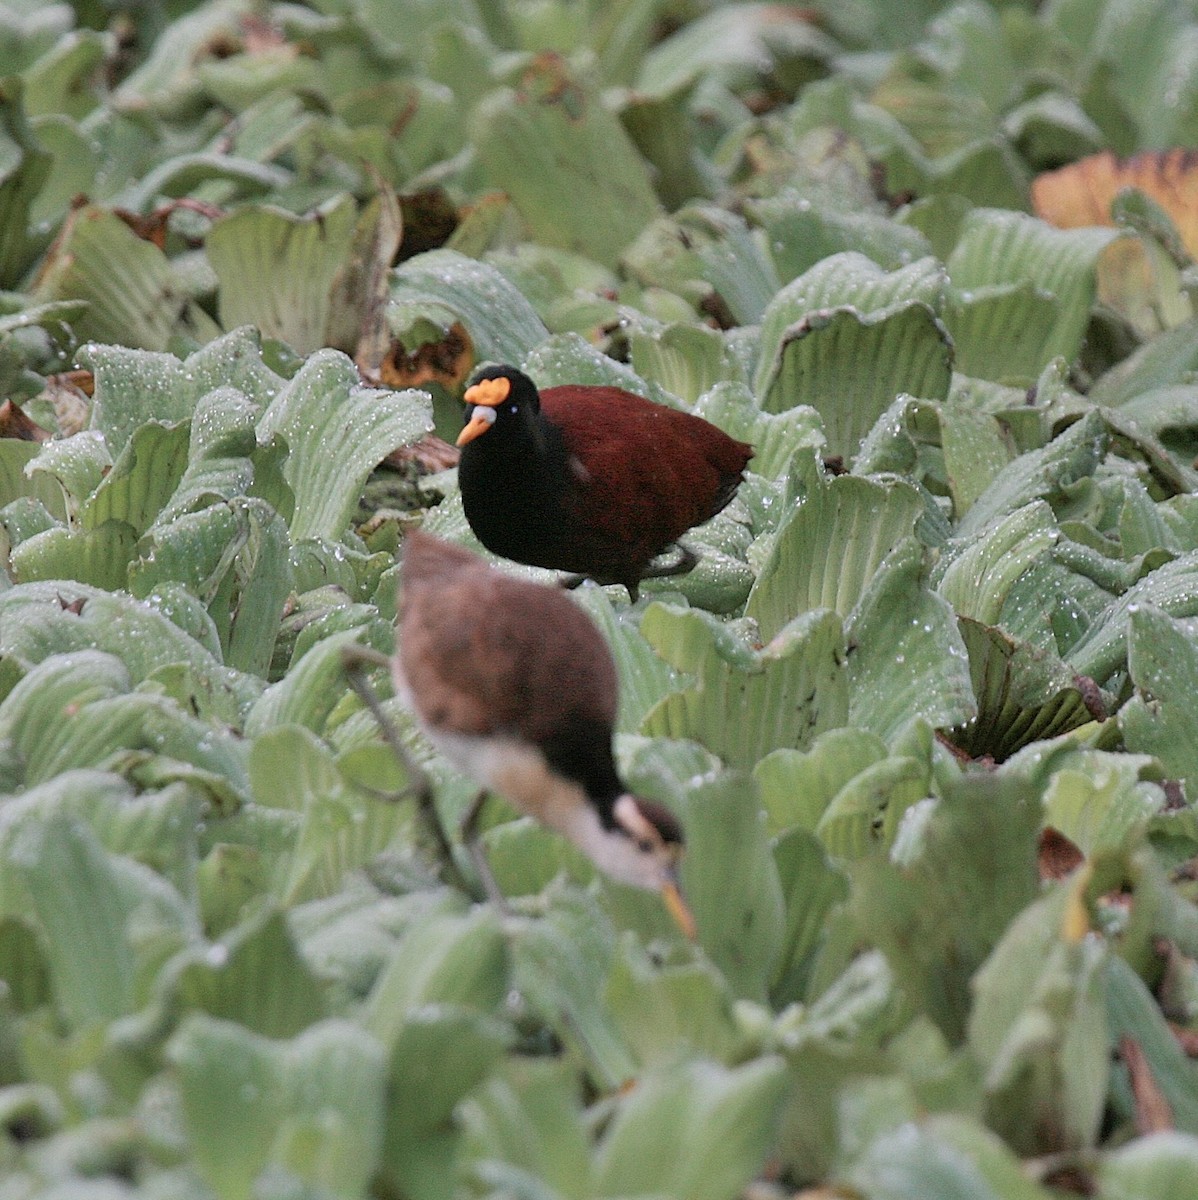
(456, 365, 753, 600)
(389, 529, 695, 936)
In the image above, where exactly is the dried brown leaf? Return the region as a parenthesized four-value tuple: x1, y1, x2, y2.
(378, 321, 473, 393)
(0, 401, 50, 442)
(1032, 149, 1198, 258)
(1038, 826, 1085, 882)
(1119, 1034, 1175, 1135)
(383, 433, 459, 473)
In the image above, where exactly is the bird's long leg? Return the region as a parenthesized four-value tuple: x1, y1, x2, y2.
(340, 645, 471, 893)
(459, 788, 513, 916)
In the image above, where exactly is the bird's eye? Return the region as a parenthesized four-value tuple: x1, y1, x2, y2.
(509, 405, 517, 413)
(637, 839, 654, 854)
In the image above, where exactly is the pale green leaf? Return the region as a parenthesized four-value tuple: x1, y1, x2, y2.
(640, 604, 850, 767)
(9, 518, 137, 589)
(257, 349, 431, 542)
(593, 1057, 788, 1200)
(968, 888, 1109, 1153)
(747, 468, 926, 640)
(472, 58, 661, 267)
(1120, 606, 1198, 792)
(387, 249, 549, 367)
(81, 327, 284, 458)
(676, 772, 785, 1002)
(945, 210, 1117, 379)
(365, 908, 507, 1048)
(165, 906, 327, 1038)
(855, 775, 1041, 1043)
(846, 538, 975, 744)
(208, 194, 359, 356)
(31, 205, 217, 352)
(755, 727, 889, 836)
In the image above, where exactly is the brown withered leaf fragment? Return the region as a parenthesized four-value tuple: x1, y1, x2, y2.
(1039, 826, 1085, 881)
(1168, 1021, 1198, 1058)
(56, 594, 86, 615)
(1073, 674, 1108, 722)
(383, 433, 459, 473)
(1032, 149, 1198, 258)
(378, 322, 473, 393)
(1162, 779, 1187, 811)
(240, 14, 291, 54)
(1120, 1034, 1175, 1134)
(397, 189, 459, 263)
(0, 400, 50, 442)
(1040, 1164, 1096, 1196)
(41, 370, 94, 438)
(114, 199, 225, 251)
(114, 207, 171, 250)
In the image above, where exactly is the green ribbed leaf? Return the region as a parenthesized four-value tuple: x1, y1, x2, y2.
(693, 382, 824, 481)
(757, 302, 953, 460)
(9, 518, 137, 589)
(0, 77, 51, 287)
(955, 410, 1108, 541)
(510, 896, 636, 1089)
(208, 194, 358, 356)
(250, 726, 408, 904)
(0, 584, 257, 714)
(945, 210, 1117, 380)
(366, 907, 508, 1048)
(81, 327, 283, 458)
(755, 727, 889, 837)
(387, 249, 549, 367)
(245, 629, 363, 737)
(23, 431, 109, 513)
(858, 774, 1041, 1044)
(381, 1007, 510, 1196)
(675, 772, 784, 1003)
(7, 817, 187, 1029)
(628, 323, 742, 405)
(167, 906, 327, 1038)
(948, 619, 1093, 762)
(770, 828, 850, 1006)
(472, 56, 660, 267)
(32, 204, 219, 351)
(170, 1015, 387, 1200)
(1098, 1133, 1198, 1200)
(816, 755, 929, 860)
(593, 1058, 787, 1200)
(937, 502, 1059, 624)
(1068, 552, 1198, 687)
(847, 538, 975, 744)
(747, 468, 925, 640)
(82, 419, 191, 534)
(1120, 606, 1198, 792)
(640, 604, 850, 767)
(623, 204, 781, 325)
(257, 350, 431, 542)
(968, 888, 1109, 1154)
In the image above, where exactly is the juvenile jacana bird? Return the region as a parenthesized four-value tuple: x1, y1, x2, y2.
(457, 365, 753, 600)
(392, 529, 695, 936)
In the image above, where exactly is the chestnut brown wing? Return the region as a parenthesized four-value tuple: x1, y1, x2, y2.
(541, 386, 752, 569)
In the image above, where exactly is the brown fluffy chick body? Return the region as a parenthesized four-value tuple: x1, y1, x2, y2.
(394, 530, 692, 928)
